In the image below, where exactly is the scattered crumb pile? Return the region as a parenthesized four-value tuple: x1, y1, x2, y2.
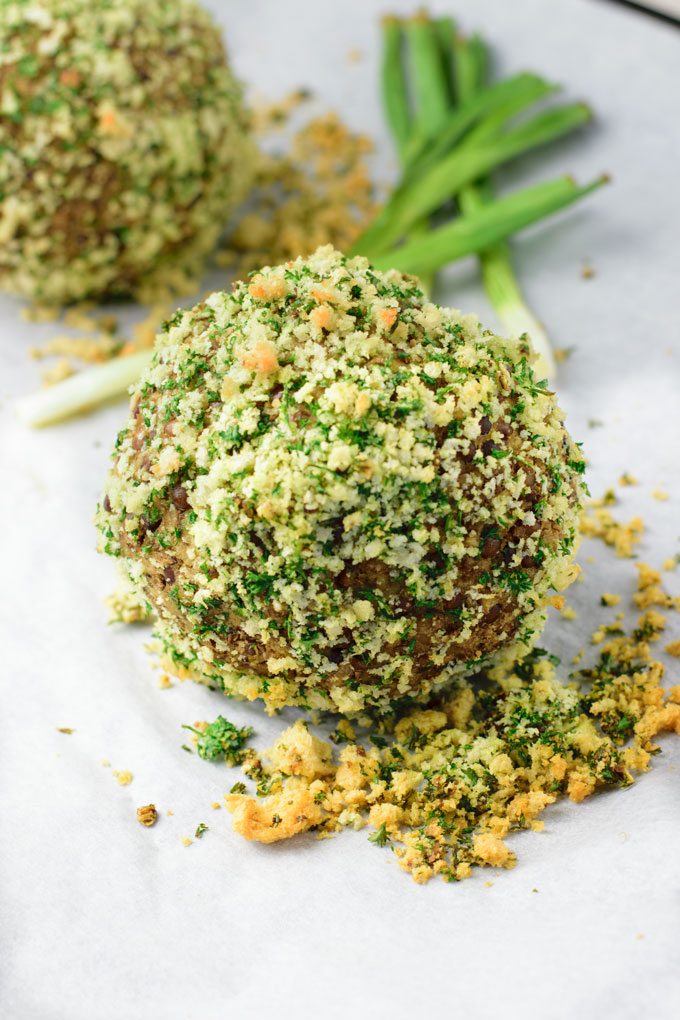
(217, 489, 679, 883)
(216, 104, 377, 278)
(225, 625, 679, 883)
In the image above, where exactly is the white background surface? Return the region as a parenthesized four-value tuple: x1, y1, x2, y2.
(1, 1, 679, 1017)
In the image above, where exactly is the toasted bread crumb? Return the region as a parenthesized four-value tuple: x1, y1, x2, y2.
(136, 804, 158, 827)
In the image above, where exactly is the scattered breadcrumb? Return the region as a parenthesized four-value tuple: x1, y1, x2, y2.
(651, 489, 669, 502)
(136, 804, 158, 827)
(600, 593, 621, 607)
(21, 304, 61, 323)
(347, 48, 364, 63)
(634, 563, 678, 611)
(217, 112, 378, 280)
(159, 674, 174, 690)
(41, 358, 74, 387)
(181, 837, 193, 847)
(224, 614, 680, 883)
(580, 505, 644, 557)
(56, 727, 74, 734)
(166, 809, 174, 817)
(663, 557, 679, 572)
(619, 473, 638, 487)
(665, 642, 680, 658)
(211, 802, 222, 810)
(554, 347, 574, 363)
(561, 606, 577, 620)
(113, 770, 133, 786)
(581, 262, 595, 279)
(101, 759, 111, 768)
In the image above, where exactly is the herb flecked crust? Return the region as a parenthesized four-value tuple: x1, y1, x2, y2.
(97, 246, 585, 715)
(0, 0, 255, 303)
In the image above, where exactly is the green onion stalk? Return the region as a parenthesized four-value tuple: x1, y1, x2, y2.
(17, 13, 606, 428)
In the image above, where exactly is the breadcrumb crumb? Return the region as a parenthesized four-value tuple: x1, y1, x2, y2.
(136, 804, 158, 827)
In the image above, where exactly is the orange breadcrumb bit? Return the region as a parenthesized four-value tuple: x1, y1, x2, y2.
(310, 304, 335, 330)
(378, 307, 398, 329)
(240, 339, 280, 376)
(248, 275, 287, 302)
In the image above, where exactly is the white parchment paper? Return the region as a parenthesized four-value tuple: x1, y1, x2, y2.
(1, 1, 679, 1017)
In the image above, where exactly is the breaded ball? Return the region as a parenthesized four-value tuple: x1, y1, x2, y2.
(0, 0, 255, 303)
(97, 246, 585, 715)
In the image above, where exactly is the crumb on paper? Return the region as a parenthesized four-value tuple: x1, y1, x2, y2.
(561, 605, 577, 620)
(136, 804, 158, 827)
(651, 489, 669, 502)
(600, 593, 621, 607)
(159, 674, 174, 690)
(113, 770, 133, 786)
(56, 727, 75, 734)
(581, 262, 595, 279)
(554, 347, 574, 363)
(181, 837, 193, 847)
(663, 557, 679, 572)
(619, 473, 638, 487)
(217, 112, 378, 280)
(665, 641, 680, 658)
(101, 759, 111, 768)
(166, 809, 174, 817)
(41, 358, 74, 386)
(222, 608, 680, 883)
(211, 802, 222, 810)
(581, 502, 644, 558)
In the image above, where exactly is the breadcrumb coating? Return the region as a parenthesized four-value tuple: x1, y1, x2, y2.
(97, 246, 585, 714)
(0, 0, 255, 303)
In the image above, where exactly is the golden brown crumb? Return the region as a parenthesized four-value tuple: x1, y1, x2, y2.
(56, 727, 74, 734)
(136, 804, 158, 827)
(223, 600, 679, 884)
(619, 473, 638, 487)
(226, 782, 324, 844)
(581, 262, 595, 279)
(581, 504, 643, 558)
(211, 802, 222, 810)
(601, 593, 621, 607)
(181, 837, 193, 847)
(101, 759, 111, 767)
(663, 558, 678, 572)
(113, 770, 133, 786)
(158, 674, 174, 689)
(41, 358, 74, 387)
(218, 112, 378, 280)
(665, 641, 680, 658)
(651, 489, 669, 502)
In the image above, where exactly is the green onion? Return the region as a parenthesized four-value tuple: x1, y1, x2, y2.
(381, 17, 411, 161)
(369, 174, 607, 277)
(452, 28, 558, 378)
(16, 350, 153, 427)
(354, 100, 593, 256)
(17, 11, 608, 427)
